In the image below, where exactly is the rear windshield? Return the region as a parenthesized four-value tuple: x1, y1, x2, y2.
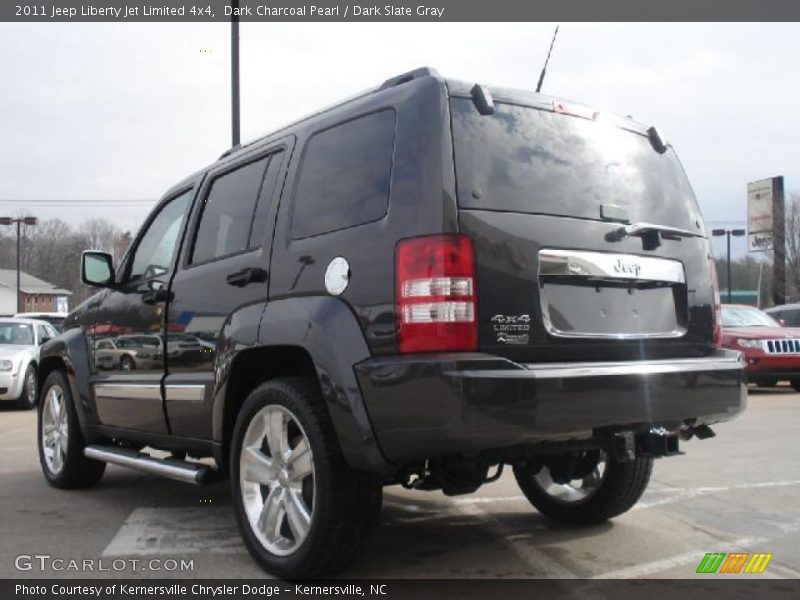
(450, 98, 702, 230)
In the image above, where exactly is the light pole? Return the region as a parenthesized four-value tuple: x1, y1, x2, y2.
(0, 216, 38, 313)
(231, 0, 240, 147)
(712, 228, 746, 303)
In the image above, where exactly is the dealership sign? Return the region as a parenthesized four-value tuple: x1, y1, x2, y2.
(747, 178, 779, 252)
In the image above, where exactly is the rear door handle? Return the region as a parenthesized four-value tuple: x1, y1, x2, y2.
(141, 288, 171, 304)
(226, 267, 267, 287)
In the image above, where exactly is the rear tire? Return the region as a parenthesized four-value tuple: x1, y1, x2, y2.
(230, 377, 382, 578)
(513, 452, 652, 525)
(37, 370, 106, 489)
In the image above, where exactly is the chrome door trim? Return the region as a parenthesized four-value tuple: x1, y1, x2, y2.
(539, 249, 686, 284)
(164, 384, 206, 402)
(94, 383, 161, 400)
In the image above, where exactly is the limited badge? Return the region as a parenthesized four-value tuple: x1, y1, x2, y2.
(324, 257, 350, 296)
(491, 314, 531, 345)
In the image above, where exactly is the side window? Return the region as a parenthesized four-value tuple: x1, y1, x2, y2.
(191, 155, 274, 264)
(36, 324, 49, 343)
(129, 189, 193, 282)
(291, 110, 396, 239)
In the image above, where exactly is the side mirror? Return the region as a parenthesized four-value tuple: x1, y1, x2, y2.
(81, 251, 115, 287)
(40, 336, 52, 345)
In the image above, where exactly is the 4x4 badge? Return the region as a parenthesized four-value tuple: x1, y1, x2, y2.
(491, 314, 531, 345)
(325, 257, 351, 296)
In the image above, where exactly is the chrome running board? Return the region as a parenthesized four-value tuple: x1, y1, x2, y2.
(84, 445, 219, 485)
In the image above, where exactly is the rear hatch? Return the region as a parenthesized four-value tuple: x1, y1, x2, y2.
(448, 85, 716, 362)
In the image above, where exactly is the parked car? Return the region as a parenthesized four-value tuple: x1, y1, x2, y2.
(764, 303, 800, 327)
(94, 337, 161, 371)
(36, 68, 745, 578)
(14, 312, 68, 331)
(721, 303, 800, 389)
(116, 332, 204, 364)
(0, 318, 58, 408)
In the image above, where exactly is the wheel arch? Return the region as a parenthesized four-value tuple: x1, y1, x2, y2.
(37, 328, 96, 437)
(213, 296, 391, 474)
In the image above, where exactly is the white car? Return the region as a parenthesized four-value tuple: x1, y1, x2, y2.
(0, 318, 59, 409)
(13, 312, 68, 331)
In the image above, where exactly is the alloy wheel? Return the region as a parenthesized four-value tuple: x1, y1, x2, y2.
(239, 405, 315, 556)
(25, 367, 37, 405)
(41, 385, 68, 475)
(532, 451, 608, 505)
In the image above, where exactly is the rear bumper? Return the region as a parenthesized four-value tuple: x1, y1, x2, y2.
(355, 349, 746, 464)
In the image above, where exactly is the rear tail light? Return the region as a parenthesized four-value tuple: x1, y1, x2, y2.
(709, 257, 722, 347)
(396, 235, 477, 353)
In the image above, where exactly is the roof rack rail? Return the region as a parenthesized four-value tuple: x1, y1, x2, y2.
(218, 144, 242, 160)
(213, 67, 440, 163)
(378, 67, 439, 90)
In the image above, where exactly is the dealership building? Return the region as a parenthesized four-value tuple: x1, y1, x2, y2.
(0, 269, 71, 316)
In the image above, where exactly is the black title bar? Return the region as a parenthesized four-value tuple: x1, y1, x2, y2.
(4, 0, 800, 22)
(4, 579, 800, 600)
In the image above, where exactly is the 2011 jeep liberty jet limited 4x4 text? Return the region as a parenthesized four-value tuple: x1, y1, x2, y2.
(37, 68, 745, 577)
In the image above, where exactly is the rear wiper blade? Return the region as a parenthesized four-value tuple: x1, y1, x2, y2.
(623, 222, 702, 239)
(607, 222, 704, 249)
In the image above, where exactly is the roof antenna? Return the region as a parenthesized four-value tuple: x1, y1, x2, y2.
(535, 25, 560, 93)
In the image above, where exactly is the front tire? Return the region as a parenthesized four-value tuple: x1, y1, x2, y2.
(16, 363, 38, 409)
(38, 370, 106, 488)
(513, 451, 653, 525)
(230, 377, 381, 578)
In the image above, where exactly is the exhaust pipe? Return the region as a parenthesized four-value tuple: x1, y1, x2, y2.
(679, 424, 716, 441)
(84, 445, 219, 485)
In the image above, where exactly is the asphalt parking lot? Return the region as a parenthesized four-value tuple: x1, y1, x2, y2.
(1, 387, 799, 580)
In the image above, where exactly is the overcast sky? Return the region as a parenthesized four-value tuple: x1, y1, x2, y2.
(1, 22, 798, 258)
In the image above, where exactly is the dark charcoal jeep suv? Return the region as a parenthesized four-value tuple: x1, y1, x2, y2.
(37, 67, 746, 577)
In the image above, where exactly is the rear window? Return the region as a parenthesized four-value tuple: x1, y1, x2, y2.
(450, 98, 702, 230)
(291, 110, 396, 239)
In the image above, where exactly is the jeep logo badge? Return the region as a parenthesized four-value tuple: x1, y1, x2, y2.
(614, 258, 642, 277)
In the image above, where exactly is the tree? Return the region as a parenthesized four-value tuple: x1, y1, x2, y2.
(784, 191, 800, 300)
(0, 217, 133, 307)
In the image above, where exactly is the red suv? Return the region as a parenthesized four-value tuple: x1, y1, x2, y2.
(722, 304, 800, 389)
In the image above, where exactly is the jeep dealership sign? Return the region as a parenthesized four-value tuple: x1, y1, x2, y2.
(747, 177, 782, 252)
